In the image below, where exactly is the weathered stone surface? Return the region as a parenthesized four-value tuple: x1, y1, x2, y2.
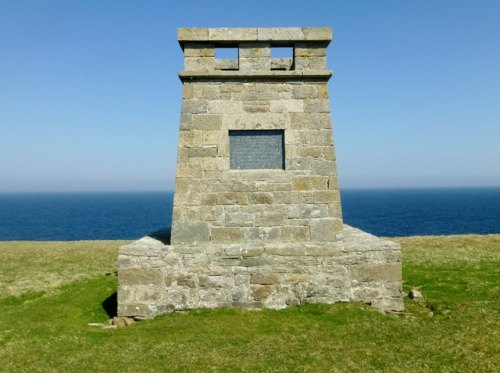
(351, 263, 402, 282)
(118, 28, 403, 318)
(250, 274, 278, 285)
(171, 221, 209, 245)
(119, 268, 163, 286)
(211, 227, 244, 243)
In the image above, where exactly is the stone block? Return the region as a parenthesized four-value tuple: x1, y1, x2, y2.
(310, 218, 343, 241)
(280, 226, 310, 241)
(270, 58, 293, 70)
(311, 160, 336, 175)
(178, 28, 209, 41)
(292, 85, 318, 99)
(184, 56, 214, 71)
(195, 84, 221, 99)
(292, 176, 329, 191)
(225, 212, 255, 227)
(119, 268, 163, 286)
(303, 99, 330, 113)
(297, 146, 323, 158)
(266, 245, 305, 256)
(252, 285, 273, 300)
(188, 146, 218, 158)
(189, 114, 222, 131)
(239, 43, 271, 58)
(288, 204, 328, 219)
(240, 57, 271, 71)
(302, 28, 332, 41)
(208, 28, 258, 41)
(248, 192, 274, 204)
(217, 192, 249, 205)
(294, 43, 327, 57)
(211, 227, 244, 243)
(250, 274, 278, 285)
(171, 221, 210, 245)
(182, 99, 208, 114)
(290, 113, 331, 130)
(222, 113, 290, 130)
(208, 100, 244, 114)
(257, 27, 303, 41)
(214, 59, 239, 70)
(314, 190, 340, 204)
(350, 263, 402, 282)
(270, 99, 304, 113)
(179, 130, 203, 147)
(183, 43, 215, 57)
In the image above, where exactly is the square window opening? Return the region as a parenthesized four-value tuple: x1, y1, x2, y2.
(215, 46, 239, 71)
(271, 46, 294, 59)
(271, 46, 294, 71)
(215, 47, 239, 60)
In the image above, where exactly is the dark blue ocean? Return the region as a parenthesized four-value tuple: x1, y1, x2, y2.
(0, 188, 499, 241)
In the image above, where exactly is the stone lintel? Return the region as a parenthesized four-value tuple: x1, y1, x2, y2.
(178, 27, 332, 45)
(178, 70, 333, 82)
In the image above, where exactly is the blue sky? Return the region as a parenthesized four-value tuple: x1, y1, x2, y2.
(1, 0, 499, 192)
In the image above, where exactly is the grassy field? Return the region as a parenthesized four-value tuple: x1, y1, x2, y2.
(0, 235, 498, 372)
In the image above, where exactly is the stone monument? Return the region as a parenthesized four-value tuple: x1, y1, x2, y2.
(117, 28, 404, 319)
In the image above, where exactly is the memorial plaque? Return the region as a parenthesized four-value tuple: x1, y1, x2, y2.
(229, 130, 285, 169)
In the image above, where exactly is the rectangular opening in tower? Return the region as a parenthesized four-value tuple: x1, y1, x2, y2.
(229, 130, 285, 170)
(271, 46, 294, 71)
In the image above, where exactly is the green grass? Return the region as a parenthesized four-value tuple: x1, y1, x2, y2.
(0, 236, 498, 372)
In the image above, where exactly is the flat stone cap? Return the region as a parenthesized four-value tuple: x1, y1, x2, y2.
(178, 27, 332, 44)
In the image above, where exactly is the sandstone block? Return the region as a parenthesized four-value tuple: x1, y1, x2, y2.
(217, 192, 249, 205)
(182, 99, 207, 114)
(311, 160, 336, 175)
(208, 100, 244, 114)
(178, 28, 209, 41)
(248, 192, 274, 204)
(250, 274, 278, 285)
(310, 218, 343, 241)
(208, 28, 257, 41)
(350, 263, 402, 282)
(270, 99, 304, 113)
(280, 226, 310, 241)
(252, 285, 273, 300)
(178, 130, 203, 147)
(183, 43, 215, 57)
(304, 99, 330, 113)
(292, 176, 329, 191)
(288, 204, 328, 219)
(190, 114, 222, 131)
(293, 85, 318, 99)
(188, 146, 218, 158)
(211, 227, 244, 243)
(171, 221, 209, 245)
(239, 43, 271, 58)
(184, 56, 213, 71)
(294, 43, 327, 57)
(119, 268, 163, 286)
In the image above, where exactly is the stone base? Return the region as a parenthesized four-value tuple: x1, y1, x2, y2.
(117, 225, 404, 319)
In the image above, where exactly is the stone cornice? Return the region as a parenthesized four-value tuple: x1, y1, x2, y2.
(179, 70, 333, 82)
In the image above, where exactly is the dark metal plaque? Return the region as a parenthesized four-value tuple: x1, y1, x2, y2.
(229, 130, 285, 169)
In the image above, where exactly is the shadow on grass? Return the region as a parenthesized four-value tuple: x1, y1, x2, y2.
(102, 292, 117, 318)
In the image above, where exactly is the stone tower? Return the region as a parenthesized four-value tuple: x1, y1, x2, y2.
(117, 28, 404, 319)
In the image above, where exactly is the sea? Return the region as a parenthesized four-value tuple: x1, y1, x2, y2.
(0, 188, 499, 241)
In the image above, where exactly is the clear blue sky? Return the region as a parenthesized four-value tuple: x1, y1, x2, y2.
(1, 0, 499, 192)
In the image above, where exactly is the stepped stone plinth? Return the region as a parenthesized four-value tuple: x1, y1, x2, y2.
(117, 27, 404, 319)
